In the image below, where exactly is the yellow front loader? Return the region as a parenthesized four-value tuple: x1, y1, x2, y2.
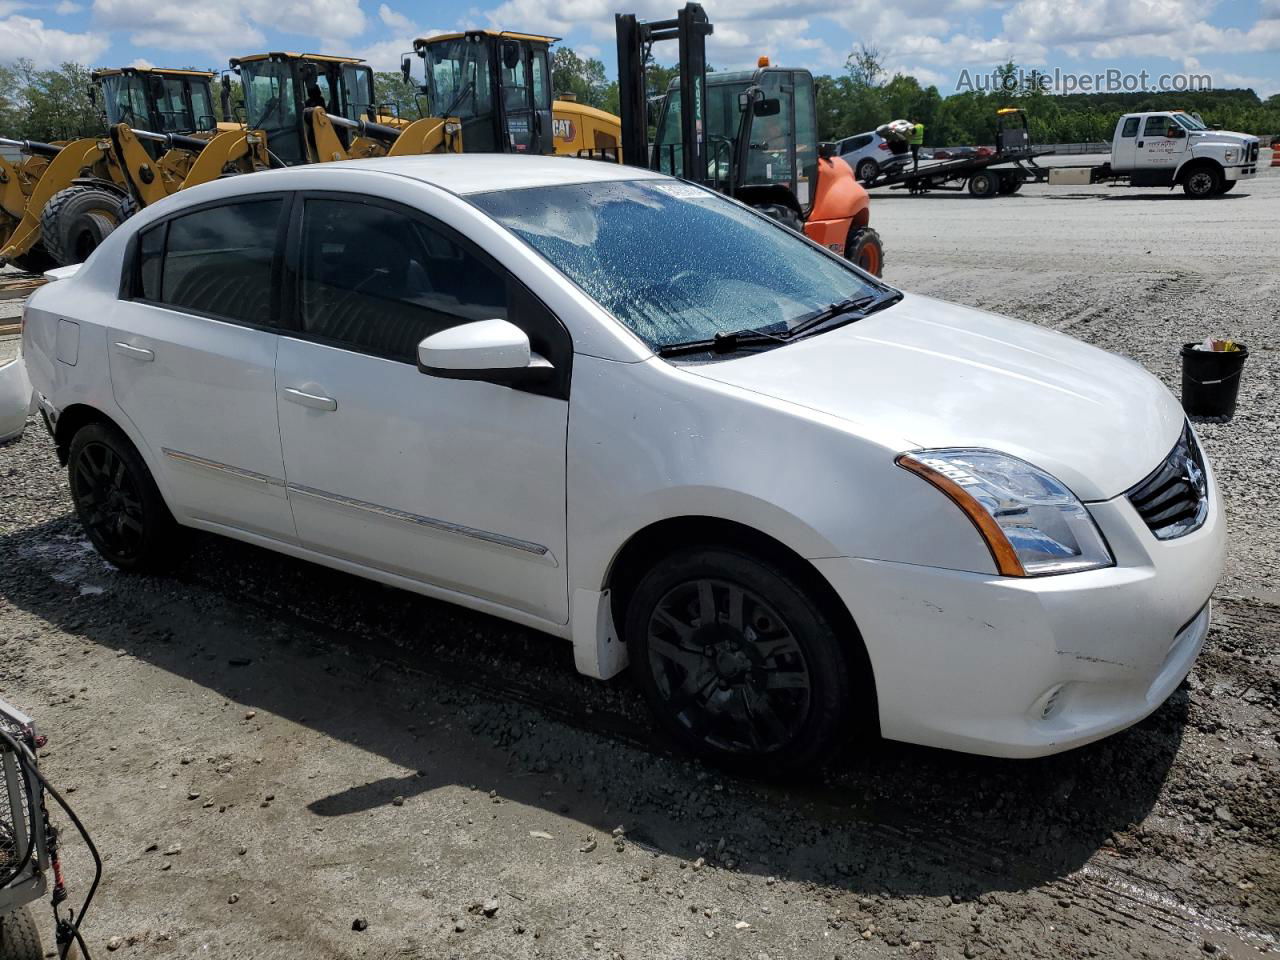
(230, 52, 462, 166)
(0, 66, 232, 269)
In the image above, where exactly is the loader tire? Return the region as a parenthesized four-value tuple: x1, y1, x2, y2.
(0, 905, 44, 960)
(40, 186, 125, 267)
(9, 246, 55, 274)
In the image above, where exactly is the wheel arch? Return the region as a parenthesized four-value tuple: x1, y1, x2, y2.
(602, 515, 879, 731)
(51, 401, 117, 465)
(1175, 155, 1222, 183)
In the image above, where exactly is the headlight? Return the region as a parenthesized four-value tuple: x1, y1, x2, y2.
(1224, 148, 1237, 163)
(897, 449, 1113, 577)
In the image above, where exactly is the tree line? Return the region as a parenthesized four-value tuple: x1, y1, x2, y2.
(2, 50, 1276, 147)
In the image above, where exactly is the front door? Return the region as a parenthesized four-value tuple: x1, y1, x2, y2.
(1135, 114, 1187, 177)
(274, 194, 571, 623)
(107, 196, 295, 541)
(496, 39, 539, 154)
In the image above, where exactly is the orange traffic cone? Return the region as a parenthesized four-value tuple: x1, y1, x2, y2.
(1271, 147, 1280, 167)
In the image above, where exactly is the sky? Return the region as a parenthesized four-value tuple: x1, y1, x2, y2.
(4, 0, 1278, 98)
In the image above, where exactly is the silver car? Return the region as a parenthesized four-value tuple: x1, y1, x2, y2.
(834, 130, 910, 183)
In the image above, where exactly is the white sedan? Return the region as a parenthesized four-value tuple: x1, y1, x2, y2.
(20, 155, 1223, 772)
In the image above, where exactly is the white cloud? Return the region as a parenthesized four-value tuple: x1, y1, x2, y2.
(90, 0, 367, 56)
(378, 3, 413, 31)
(0, 13, 108, 65)
(128, 56, 153, 67)
(55, 1, 83, 13)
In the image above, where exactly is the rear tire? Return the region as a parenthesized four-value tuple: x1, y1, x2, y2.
(846, 226, 884, 277)
(0, 905, 44, 960)
(967, 170, 1000, 198)
(625, 546, 859, 775)
(39, 186, 125, 266)
(997, 173, 1023, 194)
(855, 158, 879, 183)
(1182, 165, 1221, 198)
(67, 421, 178, 572)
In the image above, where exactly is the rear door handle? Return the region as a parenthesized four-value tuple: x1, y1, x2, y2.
(112, 341, 154, 361)
(283, 387, 337, 412)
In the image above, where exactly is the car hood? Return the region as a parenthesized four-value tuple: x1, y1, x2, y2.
(1189, 129, 1257, 146)
(682, 293, 1185, 501)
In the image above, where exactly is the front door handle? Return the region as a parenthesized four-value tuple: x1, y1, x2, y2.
(283, 387, 337, 412)
(112, 341, 154, 361)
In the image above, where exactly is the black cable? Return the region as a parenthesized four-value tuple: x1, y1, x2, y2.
(0, 725, 100, 960)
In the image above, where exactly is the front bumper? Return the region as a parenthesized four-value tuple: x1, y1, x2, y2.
(1223, 163, 1257, 181)
(814, 467, 1225, 758)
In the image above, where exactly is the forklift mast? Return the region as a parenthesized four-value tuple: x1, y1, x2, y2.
(615, 3, 711, 180)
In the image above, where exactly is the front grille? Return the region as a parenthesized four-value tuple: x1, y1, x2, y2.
(1126, 424, 1208, 539)
(1248, 141, 1259, 162)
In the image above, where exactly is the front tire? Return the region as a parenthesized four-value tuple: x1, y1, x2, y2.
(39, 186, 125, 266)
(0, 905, 44, 960)
(625, 546, 858, 774)
(855, 157, 879, 183)
(846, 226, 884, 277)
(68, 422, 177, 571)
(1182, 165, 1222, 198)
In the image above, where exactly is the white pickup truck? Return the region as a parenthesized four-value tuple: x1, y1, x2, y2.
(1049, 110, 1261, 197)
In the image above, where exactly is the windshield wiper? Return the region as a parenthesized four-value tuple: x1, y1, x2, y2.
(657, 327, 785, 358)
(788, 290, 903, 339)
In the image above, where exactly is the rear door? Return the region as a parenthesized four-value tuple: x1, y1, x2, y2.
(273, 193, 571, 623)
(107, 195, 296, 542)
(1111, 115, 1140, 170)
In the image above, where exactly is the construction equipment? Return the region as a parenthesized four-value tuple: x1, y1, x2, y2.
(616, 4, 884, 274)
(404, 32, 623, 158)
(0, 67, 227, 270)
(231, 52, 461, 165)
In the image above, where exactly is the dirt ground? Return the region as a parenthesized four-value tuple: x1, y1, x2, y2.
(1, 162, 1277, 960)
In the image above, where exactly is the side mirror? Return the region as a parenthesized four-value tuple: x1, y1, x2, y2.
(502, 41, 522, 71)
(1167, 127, 1186, 139)
(753, 97, 781, 117)
(400, 56, 412, 86)
(417, 319, 554, 386)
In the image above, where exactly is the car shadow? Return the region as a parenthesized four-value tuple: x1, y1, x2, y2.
(0, 510, 1188, 902)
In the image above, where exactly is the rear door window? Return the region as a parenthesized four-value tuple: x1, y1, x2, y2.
(138, 198, 284, 327)
(1120, 116, 1140, 138)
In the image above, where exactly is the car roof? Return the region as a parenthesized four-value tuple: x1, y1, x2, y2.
(282, 154, 668, 196)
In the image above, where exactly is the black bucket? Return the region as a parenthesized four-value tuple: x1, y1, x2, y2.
(1180, 342, 1248, 421)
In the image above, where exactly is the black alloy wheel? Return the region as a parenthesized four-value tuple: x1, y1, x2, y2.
(68, 422, 176, 571)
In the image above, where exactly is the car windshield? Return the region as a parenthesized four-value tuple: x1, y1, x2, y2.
(469, 179, 885, 349)
(1173, 113, 1206, 131)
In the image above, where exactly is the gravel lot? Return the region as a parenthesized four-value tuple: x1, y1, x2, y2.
(1, 162, 1277, 960)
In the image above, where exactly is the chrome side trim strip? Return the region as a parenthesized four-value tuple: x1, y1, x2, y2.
(162, 448, 284, 487)
(285, 482, 551, 558)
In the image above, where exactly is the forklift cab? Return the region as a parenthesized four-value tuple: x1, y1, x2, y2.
(231, 53, 377, 165)
(90, 68, 218, 143)
(411, 31, 555, 154)
(652, 65, 819, 206)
